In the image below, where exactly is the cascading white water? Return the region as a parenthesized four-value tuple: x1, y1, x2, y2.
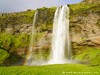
(25, 11, 38, 65)
(49, 5, 72, 64)
(25, 5, 72, 65)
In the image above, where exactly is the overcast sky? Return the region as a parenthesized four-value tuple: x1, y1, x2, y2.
(0, 0, 83, 13)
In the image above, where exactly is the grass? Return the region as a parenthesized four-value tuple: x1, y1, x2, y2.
(69, 2, 100, 20)
(0, 64, 100, 75)
(75, 47, 100, 65)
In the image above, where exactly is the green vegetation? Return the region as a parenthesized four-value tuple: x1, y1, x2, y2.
(14, 33, 30, 48)
(0, 64, 100, 75)
(0, 32, 30, 51)
(75, 47, 100, 65)
(69, 2, 100, 20)
(37, 7, 56, 25)
(0, 32, 30, 65)
(0, 10, 35, 24)
(0, 7, 56, 32)
(0, 10, 35, 31)
(0, 49, 9, 64)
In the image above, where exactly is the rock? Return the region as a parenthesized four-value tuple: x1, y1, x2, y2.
(87, 36, 100, 45)
(19, 24, 32, 33)
(77, 36, 100, 48)
(71, 13, 100, 48)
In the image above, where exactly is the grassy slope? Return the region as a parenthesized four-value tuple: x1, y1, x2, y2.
(69, 2, 100, 21)
(0, 64, 100, 75)
(0, 10, 35, 26)
(75, 47, 100, 65)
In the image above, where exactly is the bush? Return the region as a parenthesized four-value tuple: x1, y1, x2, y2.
(0, 49, 9, 64)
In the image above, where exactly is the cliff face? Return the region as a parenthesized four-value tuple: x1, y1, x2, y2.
(69, 1, 100, 54)
(0, 0, 100, 65)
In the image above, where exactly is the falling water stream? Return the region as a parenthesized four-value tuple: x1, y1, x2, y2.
(25, 11, 38, 65)
(48, 5, 72, 64)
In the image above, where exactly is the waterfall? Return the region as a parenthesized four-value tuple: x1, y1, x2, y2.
(25, 5, 72, 65)
(49, 5, 72, 64)
(25, 11, 38, 65)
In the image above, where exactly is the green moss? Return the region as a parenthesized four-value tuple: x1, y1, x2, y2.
(14, 33, 30, 48)
(91, 55, 100, 65)
(0, 33, 14, 51)
(75, 47, 100, 65)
